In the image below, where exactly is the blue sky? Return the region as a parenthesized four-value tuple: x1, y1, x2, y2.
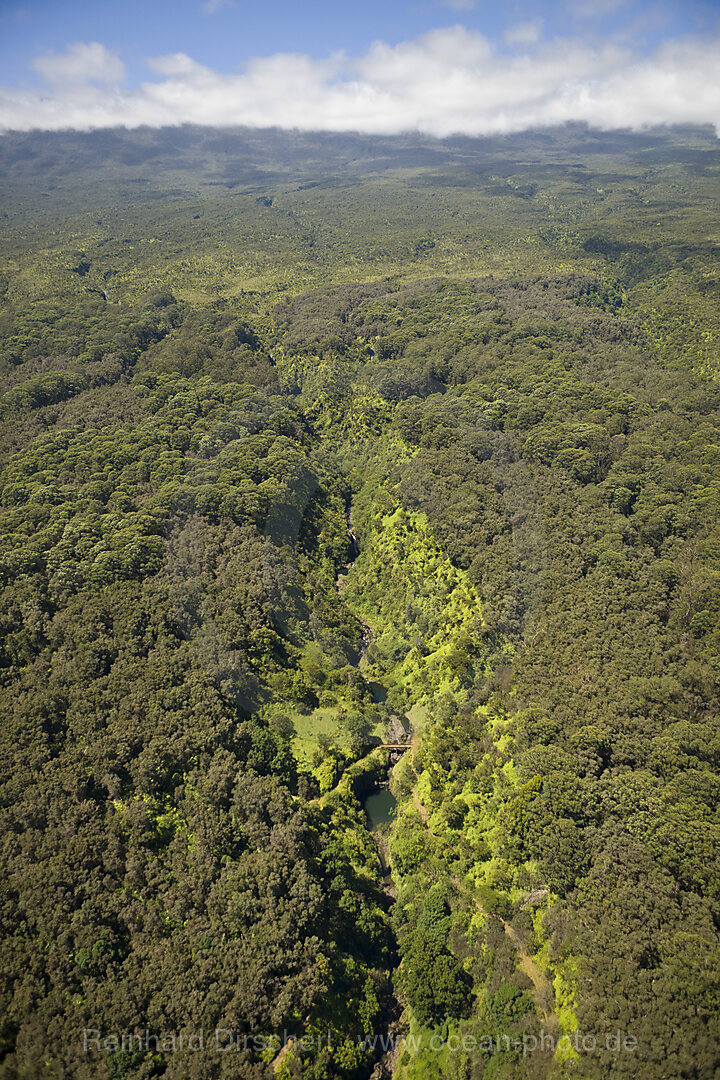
(0, 0, 719, 134)
(1, 0, 716, 88)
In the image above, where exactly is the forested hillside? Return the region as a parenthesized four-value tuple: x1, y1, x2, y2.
(1, 125, 719, 1080)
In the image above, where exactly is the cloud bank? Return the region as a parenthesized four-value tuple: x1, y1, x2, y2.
(2, 26, 719, 136)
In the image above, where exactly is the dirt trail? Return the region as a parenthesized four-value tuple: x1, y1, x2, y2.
(407, 732, 429, 825)
(271, 1014, 311, 1073)
(405, 744, 558, 1031)
(450, 874, 557, 1028)
(500, 918, 557, 1027)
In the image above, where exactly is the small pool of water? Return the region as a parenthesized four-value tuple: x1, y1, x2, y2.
(367, 681, 387, 703)
(364, 787, 397, 830)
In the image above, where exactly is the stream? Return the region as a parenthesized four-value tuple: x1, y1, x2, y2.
(341, 495, 404, 822)
(341, 497, 404, 1075)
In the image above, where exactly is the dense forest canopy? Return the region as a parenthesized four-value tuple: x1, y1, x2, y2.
(0, 124, 719, 1080)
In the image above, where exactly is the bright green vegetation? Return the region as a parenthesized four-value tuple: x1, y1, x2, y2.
(0, 124, 719, 1080)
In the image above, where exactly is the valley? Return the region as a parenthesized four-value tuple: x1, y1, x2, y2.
(0, 125, 719, 1080)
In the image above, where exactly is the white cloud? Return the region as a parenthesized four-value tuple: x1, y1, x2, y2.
(2, 26, 719, 136)
(202, 0, 233, 14)
(146, 53, 213, 79)
(505, 20, 543, 46)
(32, 42, 125, 86)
